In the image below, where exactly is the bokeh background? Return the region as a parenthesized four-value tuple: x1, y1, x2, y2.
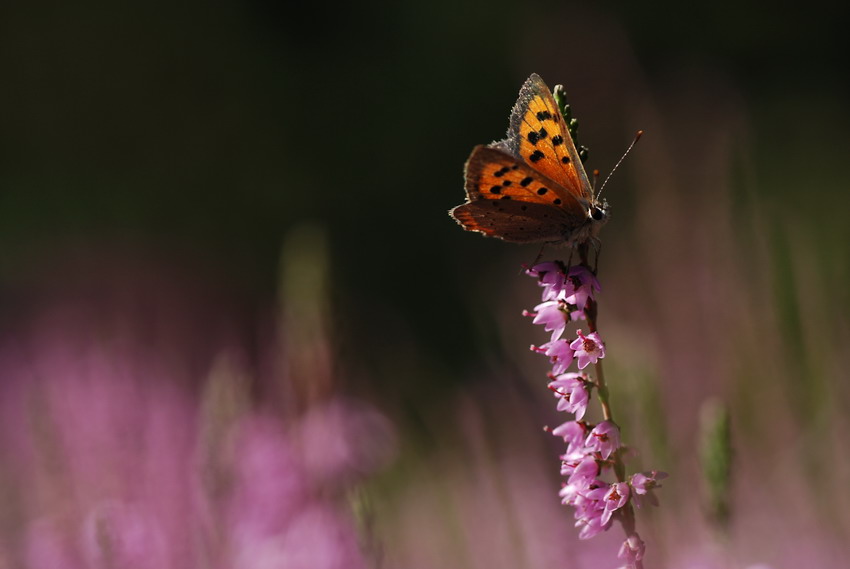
(1, 1, 849, 567)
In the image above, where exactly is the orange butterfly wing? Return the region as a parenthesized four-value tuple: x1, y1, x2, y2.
(504, 74, 593, 203)
(451, 200, 578, 243)
(450, 74, 602, 245)
(451, 145, 587, 243)
(463, 145, 586, 208)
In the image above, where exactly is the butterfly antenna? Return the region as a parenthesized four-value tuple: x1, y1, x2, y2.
(591, 169, 600, 195)
(596, 130, 644, 202)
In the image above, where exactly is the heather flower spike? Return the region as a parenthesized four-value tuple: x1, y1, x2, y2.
(523, 250, 666, 567)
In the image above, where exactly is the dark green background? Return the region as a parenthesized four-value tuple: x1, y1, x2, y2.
(2, 0, 849, 393)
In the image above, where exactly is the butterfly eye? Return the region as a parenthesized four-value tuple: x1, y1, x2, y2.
(591, 207, 605, 221)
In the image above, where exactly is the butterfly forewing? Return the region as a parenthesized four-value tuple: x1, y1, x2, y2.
(452, 145, 586, 243)
(464, 146, 585, 210)
(506, 74, 593, 202)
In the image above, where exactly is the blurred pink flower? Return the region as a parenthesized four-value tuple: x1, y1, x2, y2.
(229, 504, 367, 569)
(630, 471, 668, 508)
(618, 533, 645, 565)
(0, 313, 393, 569)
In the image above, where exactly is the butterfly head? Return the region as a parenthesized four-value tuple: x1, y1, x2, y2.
(590, 198, 610, 223)
(585, 198, 610, 241)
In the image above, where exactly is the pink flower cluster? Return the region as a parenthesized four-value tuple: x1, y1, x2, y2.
(524, 262, 667, 567)
(525, 263, 605, 374)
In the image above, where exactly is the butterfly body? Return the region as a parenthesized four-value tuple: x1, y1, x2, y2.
(450, 74, 608, 246)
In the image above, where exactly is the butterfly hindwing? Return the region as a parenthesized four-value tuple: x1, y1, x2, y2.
(505, 74, 593, 202)
(450, 200, 579, 243)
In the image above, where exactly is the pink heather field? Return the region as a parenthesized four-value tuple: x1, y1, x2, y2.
(2, 3, 849, 569)
(1, 177, 847, 568)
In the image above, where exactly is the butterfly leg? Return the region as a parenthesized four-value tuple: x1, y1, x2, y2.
(590, 238, 602, 274)
(521, 244, 549, 274)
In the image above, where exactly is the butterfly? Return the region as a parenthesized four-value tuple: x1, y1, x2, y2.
(450, 74, 608, 246)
